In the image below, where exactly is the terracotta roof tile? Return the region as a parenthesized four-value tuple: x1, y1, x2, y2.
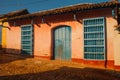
(2, 1, 119, 22)
(0, 9, 29, 19)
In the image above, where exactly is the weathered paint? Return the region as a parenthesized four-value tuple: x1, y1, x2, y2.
(54, 26, 71, 60)
(33, 8, 116, 63)
(0, 22, 8, 50)
(5, 7, 120, 70)
(114, 23, 120, 66)
(6, 25, 21, 54)
(21, 25, 33, 55)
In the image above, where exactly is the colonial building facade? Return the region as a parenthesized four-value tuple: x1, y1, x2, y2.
(1, 1, 120, 70)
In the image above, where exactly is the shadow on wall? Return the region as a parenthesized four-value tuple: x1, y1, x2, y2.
(0, 48, 33, 64)
(0, 45, 2, 49)
(7, 13, 81, 27)
(0, 66, 120, 80)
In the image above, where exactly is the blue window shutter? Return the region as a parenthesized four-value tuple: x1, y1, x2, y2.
(83, 17, 105, 60)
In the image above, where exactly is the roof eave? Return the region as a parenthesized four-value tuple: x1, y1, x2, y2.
(1, 1, 119, 22)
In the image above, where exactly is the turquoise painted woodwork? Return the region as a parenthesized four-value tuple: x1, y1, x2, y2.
(21, 25, 33, 55)
(54, 26, 71, 60)
(83, 17, 105, 60)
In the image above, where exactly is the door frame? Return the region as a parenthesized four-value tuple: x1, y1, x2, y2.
(51, 25, 72, 60)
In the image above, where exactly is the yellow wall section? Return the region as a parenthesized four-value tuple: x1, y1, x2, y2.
(2, 27, 6, 49)
(0, 20, 8, 49)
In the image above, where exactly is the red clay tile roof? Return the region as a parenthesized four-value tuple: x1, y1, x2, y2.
(1, 1, 119, 22)
(0, 9, 29, 19)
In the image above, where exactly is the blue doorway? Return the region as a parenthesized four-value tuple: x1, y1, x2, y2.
(53, 26, 71, 60)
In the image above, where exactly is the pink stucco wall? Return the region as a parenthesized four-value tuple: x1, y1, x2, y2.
(33, 17, 84, 59)
(34, 23, 51, 57)
(106, 17, 117, 60)
(6, 7, 118, 68)
(6, 26, 21, 54)
(33, 8, 117, 61)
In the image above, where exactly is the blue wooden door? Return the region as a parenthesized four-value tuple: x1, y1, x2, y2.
(54, 26, 71, 60)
